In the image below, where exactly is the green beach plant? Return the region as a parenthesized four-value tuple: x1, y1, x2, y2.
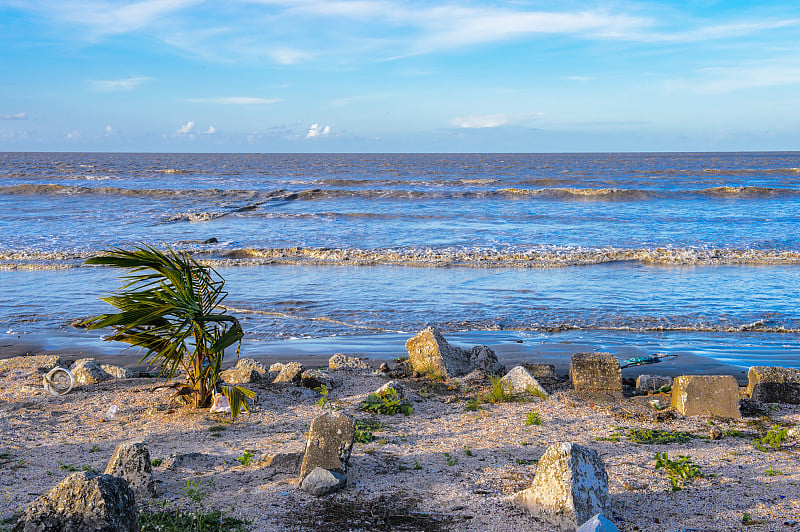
(654, 452, 703, 491)
(82, 245, 254, 419)
(753, 425, 788, 452)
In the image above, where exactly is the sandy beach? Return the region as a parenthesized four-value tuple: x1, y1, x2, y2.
(1, 342, 799, 532)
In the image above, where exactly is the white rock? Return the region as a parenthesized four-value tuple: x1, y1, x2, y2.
(576, 513, 619, 532)
(500, 366, 548, 398)
(511, 442, 610, 530)
(299, 467, 346, 496)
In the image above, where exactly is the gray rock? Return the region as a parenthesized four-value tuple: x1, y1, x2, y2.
(635, 374, 673, 395)
(520, 363, 558, 387)
(746, 366, 800, 404)
(260, 452, 304, 475)
(500, 366, 548, 398)
(453, 369, 488, 386)
(273, 362, 304, 384)
(511, 442, 610, 530)
(300, 369, 332, 390)
(299, 467, 347, 496)
(299, 411, 355, 481)
(405, 327, 503, 379)
(0, 355, 65, 373)
(374, 380, 406, 399)
(104, 440, 156, 499)
(570, 353, 621, 398)
(14, 472, 137, 532)
(101, 365, 133, 379)
(328, 354, 372, 372)
(221, 358, 266, 384)
(671, 375, 741, 418)
(70, 358, 113, 385)
(576, 513, 619, 532)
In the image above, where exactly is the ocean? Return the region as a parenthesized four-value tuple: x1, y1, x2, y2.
(1, 151, 799, 371)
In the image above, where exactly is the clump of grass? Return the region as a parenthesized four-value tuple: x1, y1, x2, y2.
(182, 479, 214, 504)
(412, 461, 423, 470)
(483, 375, 514, 404)
(627, 428, 693, 445)
(139, 505, 249, 532)
(89, 444, 101, 453)
(764, 465, 783, 477)
(654, 452, 703, 491)
(444, 452, 458, 466)
(722, 427, 747, 437)
(515, 458, 537, 465)
(463, 448, 474, 457)
(753, 425, 788, 452)
(150, 458, 162, 467)
(464, 396, 482, 412)
(354, 420, 379, 443)
(358, 388, 413, 416)
(208, 425, 226, 438)
(525, 409, 543, 426)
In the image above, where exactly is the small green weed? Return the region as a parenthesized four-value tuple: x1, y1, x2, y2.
(464, 396, 481, 412)
(515, 458, 538, 466)
(412, 461, 422, 470)
(754, 425, 788, 452)
(463, 448, 474, 457)
(57, 460, 79, 472)
(236, 451, 254, 466)
(150, 458, 162, 467)
(741, 512, 766, 526)
(81, 465, 99, 475)
(208, 425, 226, 438)
(314, 384, 330, 408)
(182, 479, 214, 504)
(358, 388, 413, 416)
(654, 452, 703, 491)
(483, 375, 513, 404)
(627, 428, 693, 445)
(444, 452, 458, 466)
(764, 465, 783, 477)
(525, 409, 543, 426)
(354, 419, 385, 443)
(89, 444, 101, 453)
(139, 506, 249, 532)
(722, 428, 746, 437)
(520, 441, 534, 446)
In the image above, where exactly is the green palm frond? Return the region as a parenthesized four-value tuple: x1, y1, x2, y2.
(83, 245, 252, 418)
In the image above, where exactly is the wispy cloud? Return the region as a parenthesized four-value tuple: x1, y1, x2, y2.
(665, 59, 800, 94)
(451, 114, 510, 129)
(1, 112, 27, 120)
(185, 97, 280, 105)
(89, 76, 150, 92)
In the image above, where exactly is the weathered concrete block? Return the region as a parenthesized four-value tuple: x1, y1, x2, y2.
(328, 354, 372, 372)
(405, 327, 503, 378)
(746, 366, 800, 404)
(70, 358, 113, 385)
(570, 353, 621, 397)
(273, 362, 304, 384)
(299, 411, 355, 481)
(100, 365, 133, 379)
(635, 374, 673, 395)
(671, 375, 741, 418)
(500, 366, 548, 398)
(259, 452, 304, 475)
(14, 472, 137, 532)
(104, 440, 156, 499)
(511, 442, 610, 530)
(221, 358, 266, 384)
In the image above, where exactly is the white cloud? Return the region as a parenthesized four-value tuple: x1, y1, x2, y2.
(306, 123, 331, 138)
(186, 97, 280, 105)
(66, 130, 80, 140)
(177, 121, 196, 134)
(451, 114, 509, 129)
(665, 59, 800, 94)
(1, 112, 27, 120)
(204, 125, 216, 134)
(105, 125, 115, 135)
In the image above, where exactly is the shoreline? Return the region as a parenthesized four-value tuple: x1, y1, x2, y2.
(0, 332, 750, 384)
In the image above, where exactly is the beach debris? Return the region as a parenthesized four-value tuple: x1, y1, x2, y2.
(259, 452, 304, 476)
(220, 358, 266, 384)
(42, 367, 75, 396)
(570, 352, 622, 399)
(209, 393, 231, 413)
(746, 366, 800, 404)
(405, 327, 504, 379)
(103, 405, 118, 421)
(576, 512, 620, 532)
(14, 471, 137, 532)
(328, 353, 372, 372)
(100, 364, 133, 379)
(70, 358, 113, 385)
(671, 375, 741, 418)
(300, 466, 347, 496)
(104, 440, 157, 499)
(0, 354, 65, 373)
(510, 442, 610, 529)
(499, 366, 548, 399)
(620, 353, 677, 369)
(273, 362, 304, 384)
(299, 411, 355, 481)
(636, 374, 673, 395)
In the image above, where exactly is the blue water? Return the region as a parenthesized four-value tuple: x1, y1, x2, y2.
(1, 152, 799, 369)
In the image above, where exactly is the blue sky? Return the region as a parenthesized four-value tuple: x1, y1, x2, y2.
(1, 0, 799, 152)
